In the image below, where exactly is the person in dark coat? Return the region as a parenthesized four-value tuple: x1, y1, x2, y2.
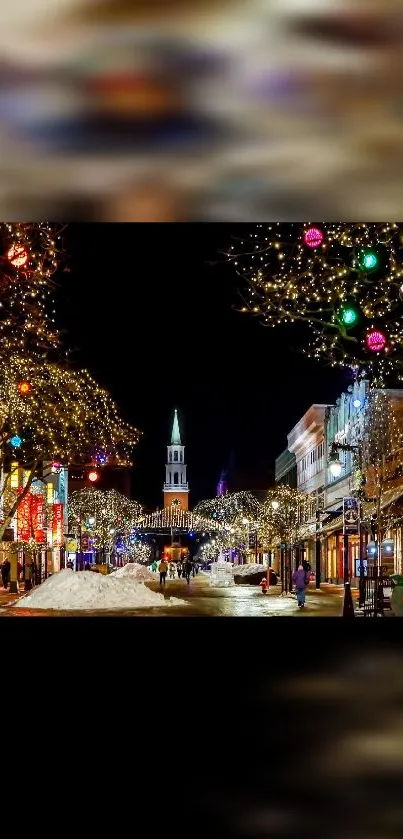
(292, 564, 310, 608)
(184, 559, 192, 584)
(1, 559, 10, 589)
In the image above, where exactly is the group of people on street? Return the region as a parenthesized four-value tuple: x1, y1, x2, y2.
(156, 557, 199, 586)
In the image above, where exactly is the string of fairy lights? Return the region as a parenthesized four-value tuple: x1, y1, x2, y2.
(69, 487, 143, 552)
(0, 223, 65, 358)
(228, 223, 403, 384)
(194, 490, 261, 524)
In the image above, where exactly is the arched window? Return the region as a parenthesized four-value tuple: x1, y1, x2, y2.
(174, 472, 179, 485)
(174, 451, 178, 462)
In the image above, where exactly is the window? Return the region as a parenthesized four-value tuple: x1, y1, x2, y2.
(180, 451, 183, 462)
(174, 451, 178, 462)
(169, 452, 172, 462)
(174, 472, 179, 485)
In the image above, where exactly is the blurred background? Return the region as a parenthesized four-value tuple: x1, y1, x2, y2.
(0, 0, 403, 219)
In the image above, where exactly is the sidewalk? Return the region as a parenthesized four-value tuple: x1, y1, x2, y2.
(0, 588, 24, 607)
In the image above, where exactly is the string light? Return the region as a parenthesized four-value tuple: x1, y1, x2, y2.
(0, 223, 142, 540)
(69, 487, 143, 556)
(228, 223, 403, 381)
(138, 505, 225, 532)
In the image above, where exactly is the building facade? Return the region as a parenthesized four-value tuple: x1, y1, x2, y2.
(275, 449, 297, 488)
(322, 381, 403, 582)
(285, 404, 329, 574)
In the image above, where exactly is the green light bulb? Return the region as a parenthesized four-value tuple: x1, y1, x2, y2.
(341, 307, 358, 326)
(361, 251, 378, 270)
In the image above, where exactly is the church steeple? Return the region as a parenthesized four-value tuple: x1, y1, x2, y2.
(171, 409, 181, 445)
(163, 409, 189, 510)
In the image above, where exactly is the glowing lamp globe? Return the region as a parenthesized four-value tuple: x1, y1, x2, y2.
(7, 243, 29, 269)
(353, 399, 361, 408)
(359, 250, 378, 272)
(303, 226, 323, 249)
(366, 329, 386, 352)
(51, 461, 61, 473)
(18, 380, 31, 395)
(341, 307, 358, 327)
(88, 470, 99, 483)
(10, 435, 22, 448)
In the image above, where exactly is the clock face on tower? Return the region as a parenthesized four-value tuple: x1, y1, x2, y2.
(172, 498, 181, 507)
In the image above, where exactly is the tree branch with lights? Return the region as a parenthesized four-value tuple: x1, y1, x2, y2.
(194, 491, 261, 559)
(0, 222, 142, 541)
(228, 223, 403, 384)
(68, 487, 143, 559)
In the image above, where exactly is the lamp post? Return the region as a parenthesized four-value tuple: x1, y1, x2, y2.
(329, 442, 364, 618)
(242, 517, 249, 565)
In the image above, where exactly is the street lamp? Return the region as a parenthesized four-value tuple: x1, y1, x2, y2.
(329, 451, 343, 479)
(271, 500, 279, 510)
(242, 517, 249, 565)
(328, 441, 363, 617)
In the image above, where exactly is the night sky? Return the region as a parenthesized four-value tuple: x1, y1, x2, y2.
(56, 224, 347, 508)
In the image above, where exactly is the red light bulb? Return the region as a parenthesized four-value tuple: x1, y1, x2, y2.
(8, 243, 29, 268)
(366, 329, 387, 352)
(303, 227, 324, 249)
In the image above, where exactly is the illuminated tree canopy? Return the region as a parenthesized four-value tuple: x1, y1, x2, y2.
(68, 487, 143, 555)
(228, 223, 403, 384)
(0, 223, 142, 540)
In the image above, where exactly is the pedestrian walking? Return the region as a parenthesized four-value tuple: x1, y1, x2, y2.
(292, 564, 310, 609)
(158, 558, 168, 586)
(169, 561, 175, 579)
(177, 562, 182, 579)
(2, 558, 11, 588)
(1, 559, 10, 589)
(184, 558, 192, 584)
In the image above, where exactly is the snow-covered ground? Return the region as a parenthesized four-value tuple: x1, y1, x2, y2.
(233, 564, 267, 576)
(113, 562, 155, 582)
(14, 568, 187, 611)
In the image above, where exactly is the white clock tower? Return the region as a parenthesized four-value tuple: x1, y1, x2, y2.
(163, 409, 189, 510)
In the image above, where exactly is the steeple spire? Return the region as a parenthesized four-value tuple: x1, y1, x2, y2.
(171, 409, 181, 445)
(164, 408, 189, 510)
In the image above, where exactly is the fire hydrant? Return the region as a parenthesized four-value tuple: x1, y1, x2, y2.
(260, 577, 268, 594)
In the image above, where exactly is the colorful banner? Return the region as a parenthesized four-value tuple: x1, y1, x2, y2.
(31, 494, 45, 544)
(343, 496, 359, 536)
(17, 489, 31, 542)
(52, 503, 63, 546)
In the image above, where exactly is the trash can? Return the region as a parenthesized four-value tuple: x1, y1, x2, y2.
(390, 574, 403, 616)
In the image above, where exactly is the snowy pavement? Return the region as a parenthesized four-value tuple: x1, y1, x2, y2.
(0, 573, 348, 617)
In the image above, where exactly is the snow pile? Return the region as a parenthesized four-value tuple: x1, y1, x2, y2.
(15, 569, 187, 611)
(233, 564, 267, 577)
(114, 562, 155, 582)
(210, 560, 235, 588)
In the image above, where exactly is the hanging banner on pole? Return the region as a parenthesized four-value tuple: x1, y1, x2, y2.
(17, 489, 31, 542)
(343, 497, 359, 535)
(31, 494, 45, 543)
(52, 503, 63, 546)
